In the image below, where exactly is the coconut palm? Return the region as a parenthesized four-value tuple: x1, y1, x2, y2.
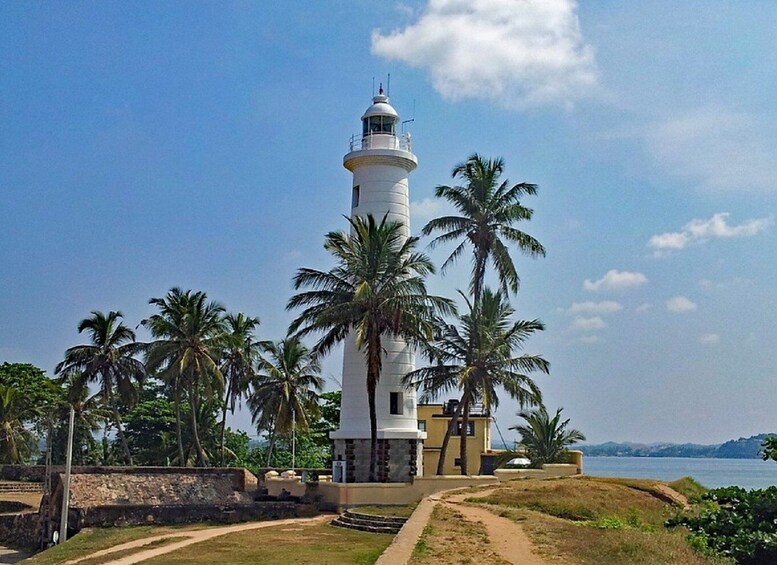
(56, 311, 145, 464)
(54, 373, 109, 465)
(422, 153, 545, 304)
(288, 214, 455, 481)
(143, 288, 227, 466)
(512, 405, 585, 466)
(218, 313, 262, 465)
(406, 288, 548, 475)
(248, 336, 323, 467)
(0, 385, 40, 464)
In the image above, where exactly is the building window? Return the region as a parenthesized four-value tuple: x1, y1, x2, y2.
(417, 420, 426, 432)
(352, 185, 360, 208)
(454, 458, 461, 467)
(389, 392, 403, 415)
(454, 421, 475, 436)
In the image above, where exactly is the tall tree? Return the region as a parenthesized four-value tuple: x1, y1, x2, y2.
(53, 373, 109, 465)
(218, 313, 262, 465)
(422, 153, 545, 304)
(56, 311, 145, 464)
(406, 289, 548, 475)
(512, 405, 585, 466)
(288, 214, 454, 481)
(249, 336, 323, 467)
(0, 385, 40, 464)
(143, 288, 227, 466)
(421, 154, 546, 473)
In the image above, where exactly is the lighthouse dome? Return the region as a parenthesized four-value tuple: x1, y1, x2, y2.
(361, 94, 399, 121)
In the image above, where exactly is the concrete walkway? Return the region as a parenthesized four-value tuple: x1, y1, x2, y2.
(64, 515, 330, 565)
(0, 546, 30, 565)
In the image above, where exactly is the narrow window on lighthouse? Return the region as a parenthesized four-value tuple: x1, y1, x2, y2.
(352, 185, 360, 208)
(390, 392, 403, 415)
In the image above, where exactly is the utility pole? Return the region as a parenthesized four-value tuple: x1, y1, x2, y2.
(292, 410, 296, 471)
(59, 406, 75, 543)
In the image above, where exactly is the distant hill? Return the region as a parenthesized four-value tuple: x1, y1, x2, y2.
(579, 433, 776, 459)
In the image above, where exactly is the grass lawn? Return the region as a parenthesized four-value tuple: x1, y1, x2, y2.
(462, 476, 730, 565)
(352, 502, 418, 518)
(21, 525, 200, 565)
(138, 521, 393, 565)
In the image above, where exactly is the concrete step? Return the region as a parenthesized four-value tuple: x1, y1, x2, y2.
(330, 518, 401, 535)
(339, 514, 406, 529)
(343, 510, 407, 526)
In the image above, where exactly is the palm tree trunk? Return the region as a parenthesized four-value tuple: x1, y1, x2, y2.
(219, 381, 231, 466)
(265, 406, 283, 467)
(367, 330, 381, 483)
(459, 396, 471, 475)
(173, 388, 185, 466)
(112, 406, 133, 465)
(189, 385, 207, 467)
(435, 393, 466, 475)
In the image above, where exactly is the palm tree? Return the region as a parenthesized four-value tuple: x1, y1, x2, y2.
(218, 313, 262, 466)
(288, 214, 454, 481)
(248, 336, 323, 467)
(422, 153, 545, 305)
(56, 311, 145, 464)
(406, 289, 548, 475)
(512, 405, 585, 466)
(143, 288, 227, 466)
(0, 385, 40, 464)
(54, 373, 109, 465)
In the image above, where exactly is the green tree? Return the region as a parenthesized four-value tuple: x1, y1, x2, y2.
(422, 153, 545, 304)
(761, 437, 777, 462)
(122, 380, 178, 465)
(218, 313, 262, 466)
(0, 385, 40, 464)
(407, 289, 548, 475)
(51, 373, 108, 465)
(56, 311, 145, 465)
(511, 405, 585, 466)
(0, 363, 60, 428)
(288, 214, 454, 481)
(143, 288, 227, 466)
(249, 336, 323, 466)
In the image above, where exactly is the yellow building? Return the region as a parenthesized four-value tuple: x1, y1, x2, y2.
(417, 400, 499, 476)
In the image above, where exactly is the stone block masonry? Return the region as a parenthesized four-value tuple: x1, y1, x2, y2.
(334, 438, 421, 483)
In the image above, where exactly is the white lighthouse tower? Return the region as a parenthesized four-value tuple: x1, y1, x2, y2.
(330, 86, 426, 483)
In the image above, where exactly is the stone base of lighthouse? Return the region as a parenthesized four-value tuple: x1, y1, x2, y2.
(333, 438, 423, 483)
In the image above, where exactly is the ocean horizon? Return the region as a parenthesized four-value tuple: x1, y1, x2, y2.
(584, 456, 777, 490)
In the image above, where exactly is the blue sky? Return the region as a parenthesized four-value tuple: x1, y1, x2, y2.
(2, 1, 775, 444)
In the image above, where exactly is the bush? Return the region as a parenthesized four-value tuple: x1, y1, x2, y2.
(667, 486, 777, 564)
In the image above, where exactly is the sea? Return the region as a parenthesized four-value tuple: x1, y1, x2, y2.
(584, 456, 777, 490)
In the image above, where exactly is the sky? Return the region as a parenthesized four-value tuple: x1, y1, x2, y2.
(2, 1, 776, 445)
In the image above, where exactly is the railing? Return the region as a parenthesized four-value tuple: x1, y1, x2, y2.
(349, 131, 413, 153)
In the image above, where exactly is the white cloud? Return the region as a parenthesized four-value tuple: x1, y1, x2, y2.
(667, 296, 697, 313)
(646, 107, 777, 193)
(583, 270, 648, 292)
(635, 303, 652, 313)
(371, 0, 598, 109)
(648, 213, 771, 255)
(700, 333, 721, 345)
(571, 316, 606, 331)
(573, 335, 601, 345)
(410, 197, 448, 224)
(565, 301, 622, 315)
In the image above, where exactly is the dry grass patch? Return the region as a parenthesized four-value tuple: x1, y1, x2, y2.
(412, 504, 509, 565)
(139, 521, 393, 565)
(470, 477, 674, 528)
(352, 502, 418, 518)
(22, 525, 202, 565)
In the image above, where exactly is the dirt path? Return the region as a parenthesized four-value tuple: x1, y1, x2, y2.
(441, 488, 547, 565)
(0, 546, 30, 565)
(64, 515, 330, 565)
(377, 487, 547, 565)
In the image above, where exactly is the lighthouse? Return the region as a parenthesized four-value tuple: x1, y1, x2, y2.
(330, 87, 426, 483)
